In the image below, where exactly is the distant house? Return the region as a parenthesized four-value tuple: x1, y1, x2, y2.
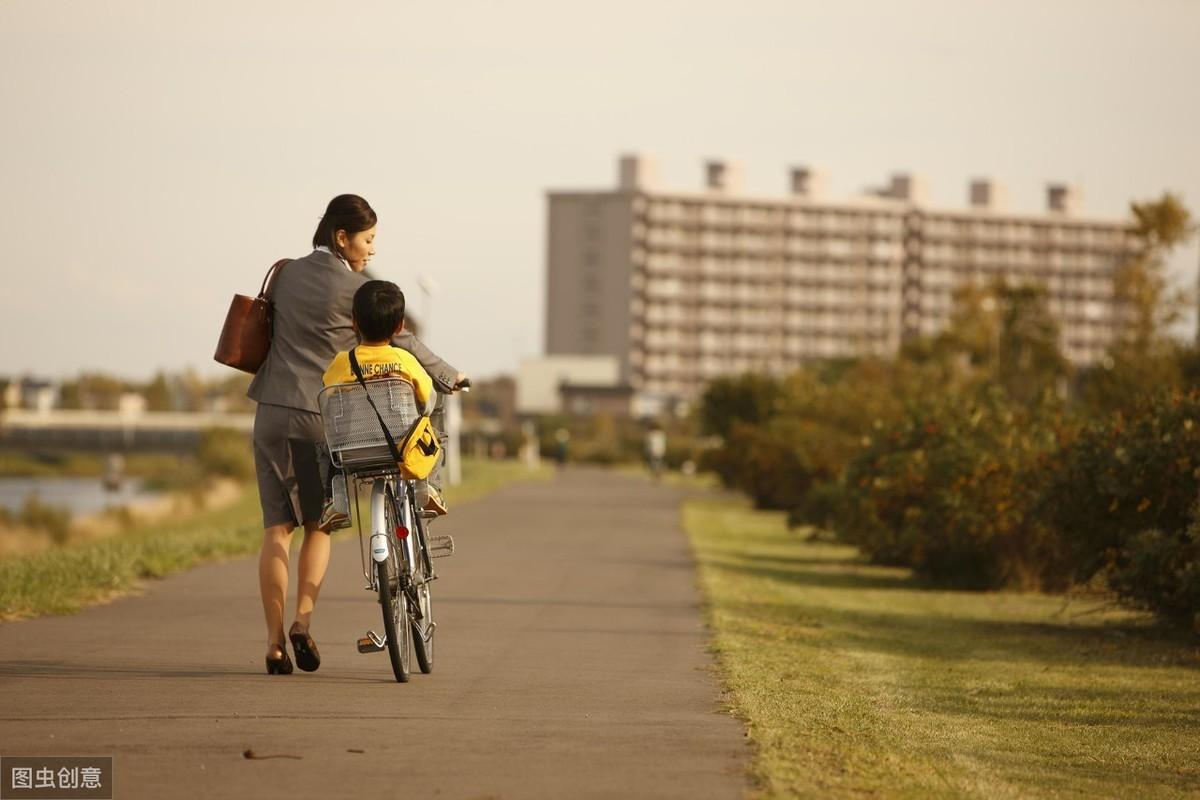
(559, 382, 636, 417)
(27, 382, 58, 414)
(117, 392, 148, 417)
(1, 377, 59, 414)
(517, 355, 626, 416)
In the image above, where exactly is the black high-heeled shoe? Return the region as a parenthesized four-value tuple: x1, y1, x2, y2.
(266, 643, 293, 675)
(289, 623, 321, 672)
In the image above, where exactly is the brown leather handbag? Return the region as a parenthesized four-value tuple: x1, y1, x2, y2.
(213, 258, 292, 373)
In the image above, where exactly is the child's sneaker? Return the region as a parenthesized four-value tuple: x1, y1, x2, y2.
(318, 499, 350, 532)
(423, 485, 448, 517)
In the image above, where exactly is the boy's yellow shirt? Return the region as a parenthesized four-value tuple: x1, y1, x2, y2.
(322, 344, 434, 408)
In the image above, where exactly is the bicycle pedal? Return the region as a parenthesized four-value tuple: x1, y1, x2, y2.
(357, 630, 386, 653)
(429, 534, 455, 558)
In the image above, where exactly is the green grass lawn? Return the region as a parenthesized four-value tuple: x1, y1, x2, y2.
(684, 494, 1200, 799)
(441, 457, 549, 506)
(0, 458, 546, 621)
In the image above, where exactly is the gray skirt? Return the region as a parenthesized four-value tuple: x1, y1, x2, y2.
(252, 402, 326, 529)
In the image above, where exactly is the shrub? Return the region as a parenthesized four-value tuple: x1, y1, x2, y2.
(9, 494, 73, 544)
(835, 389, 1068, 589)
(698, 373, 785, 441)
(703, 416, 858, 511)
(1039, 390, 1200, 626)
(196, 428, 255, 480)
(698, 365, 906, 512)
(1109, 521, 1200, 632)
(1040, 390, 1200, 581)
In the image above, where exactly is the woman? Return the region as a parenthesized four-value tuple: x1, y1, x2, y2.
(247, 194, 463, 675)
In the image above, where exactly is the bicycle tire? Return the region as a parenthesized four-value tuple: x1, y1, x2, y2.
(377, 512, 411, 682)
(410, 502, 435, 674)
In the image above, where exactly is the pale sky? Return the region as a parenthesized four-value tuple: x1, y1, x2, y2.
(1, 0, 1198, 382)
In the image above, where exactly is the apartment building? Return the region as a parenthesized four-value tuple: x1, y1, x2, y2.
(545, 155, 1133, 404)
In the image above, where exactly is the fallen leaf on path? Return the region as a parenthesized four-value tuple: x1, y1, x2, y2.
(242, 749, 301, 760)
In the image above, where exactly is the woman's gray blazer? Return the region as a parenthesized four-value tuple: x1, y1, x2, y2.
(246, 249, 460, 413)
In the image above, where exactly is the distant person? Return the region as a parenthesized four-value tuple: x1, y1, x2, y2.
(521, 420, 541, 470)
(645, 424, 666, 480)
(247, 194, 467, 676)
(102, 453, 125, 492)
(554, 427, 570, 469)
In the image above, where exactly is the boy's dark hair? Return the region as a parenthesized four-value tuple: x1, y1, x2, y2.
(353, 280, 406, 342)
(312, 194, 377, 256)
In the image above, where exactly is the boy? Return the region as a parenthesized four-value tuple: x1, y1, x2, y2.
(318, 280, 446, 530)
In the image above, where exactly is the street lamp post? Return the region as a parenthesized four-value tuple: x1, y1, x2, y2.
(415, 274, 462, 487)
(981, 295, 1001, 372)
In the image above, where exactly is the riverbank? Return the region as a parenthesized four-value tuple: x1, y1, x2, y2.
(0, 458, 548, 621)
(0, 450, 183, 479)
(0, 477, 242, 558)
(683, 494, 1200, 798)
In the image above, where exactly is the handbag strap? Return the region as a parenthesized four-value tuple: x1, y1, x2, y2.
(348, 348, 402, 461)
(258, 258, 292, 299)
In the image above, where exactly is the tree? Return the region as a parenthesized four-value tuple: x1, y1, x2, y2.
(995, 283, 1068, 406)
(937, 282, 1001, 369)
(921, 280, 1067, 407)
(1081, 194, 1196, 415)
(60, 373, 128, 410)
(1113, 193, 1194, 352)
(176, 369, 209, 412)
(142, 372, 173, 412)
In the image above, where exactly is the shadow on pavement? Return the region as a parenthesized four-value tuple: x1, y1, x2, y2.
(437, 595, 699, 610)
(0, 659, 390, 683)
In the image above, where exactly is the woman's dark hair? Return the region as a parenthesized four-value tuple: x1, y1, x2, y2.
(312, 194, 377, 256)
(353, 280, 406, 341)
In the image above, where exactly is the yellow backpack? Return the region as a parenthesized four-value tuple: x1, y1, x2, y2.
(348, 349, 440, 480)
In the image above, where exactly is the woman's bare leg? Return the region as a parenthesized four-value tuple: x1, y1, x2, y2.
(259, 523, 294, 654)
(293, 522, 330, 631)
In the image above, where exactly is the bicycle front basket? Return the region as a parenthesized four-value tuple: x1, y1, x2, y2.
(318, 379, 421, 472)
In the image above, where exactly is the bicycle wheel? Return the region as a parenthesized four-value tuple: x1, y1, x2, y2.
(410, 505, 435, 674)
(377, 545, 411, 683)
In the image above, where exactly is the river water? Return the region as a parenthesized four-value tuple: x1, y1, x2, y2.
(0, 477, 161, 517)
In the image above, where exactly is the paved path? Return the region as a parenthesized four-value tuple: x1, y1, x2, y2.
(0, 469, 749, 799)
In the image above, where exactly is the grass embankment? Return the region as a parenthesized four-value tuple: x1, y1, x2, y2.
(617, 463, 720, 487)
(685, 495, 1200, 799)
(0, 458, 547, 621)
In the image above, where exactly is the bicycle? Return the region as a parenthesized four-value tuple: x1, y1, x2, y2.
(319, 377, 456, 683)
